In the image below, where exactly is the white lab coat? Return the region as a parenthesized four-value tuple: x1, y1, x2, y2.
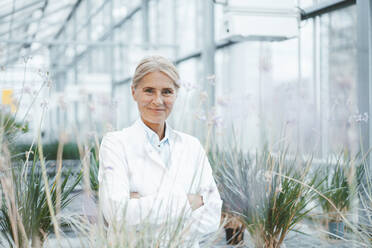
(98, 119, 222, 247)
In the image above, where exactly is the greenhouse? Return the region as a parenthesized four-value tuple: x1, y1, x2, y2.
(0, 0, 371, 247)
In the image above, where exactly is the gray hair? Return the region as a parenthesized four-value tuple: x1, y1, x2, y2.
(132, 55, 180, 89)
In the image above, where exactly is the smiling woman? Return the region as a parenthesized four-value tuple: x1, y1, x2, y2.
(98, 55, 222, 248)
(131, 70, 177, 139)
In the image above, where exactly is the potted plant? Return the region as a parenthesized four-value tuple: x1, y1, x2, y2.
(213, 147, 322, 248)
(317, 151, 361, 239)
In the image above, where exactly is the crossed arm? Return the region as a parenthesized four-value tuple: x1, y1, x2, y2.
(130, 192, 204, 211)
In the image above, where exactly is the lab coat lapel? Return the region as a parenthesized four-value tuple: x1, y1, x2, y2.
(168, 131, 182, 174)
(145, 142, 166, 169)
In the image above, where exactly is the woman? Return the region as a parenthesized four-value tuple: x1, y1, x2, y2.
(98, 56, 222, 247)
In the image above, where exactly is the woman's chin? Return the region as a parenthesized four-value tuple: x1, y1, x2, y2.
(142, 116, 166, 125)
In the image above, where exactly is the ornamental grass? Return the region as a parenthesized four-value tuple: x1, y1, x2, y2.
(212, 147, 323, 248)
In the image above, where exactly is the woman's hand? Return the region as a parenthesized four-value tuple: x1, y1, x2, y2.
(187, 194, 204, 211)
(130, 192, 141, 199)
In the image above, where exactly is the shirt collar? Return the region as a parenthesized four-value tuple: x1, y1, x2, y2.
(138, 118, 171, 146)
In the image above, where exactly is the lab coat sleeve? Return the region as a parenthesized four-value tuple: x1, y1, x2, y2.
(98, 133, 191, 226)
(185, 141, 223, 237)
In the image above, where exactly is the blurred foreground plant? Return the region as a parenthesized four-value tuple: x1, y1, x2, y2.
(0, 148, 81, 247)
(357, 152, 372, 246)
(0, 110, 28, 145)
(64, 204, 222, 248)
(89, 141, 100, 193)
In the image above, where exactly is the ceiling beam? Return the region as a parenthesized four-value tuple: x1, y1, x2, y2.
(301, 0, 356, 20)
(0, 0, 45, 19)
(0, 3, 72, 36)
(53, 4, 142, 76)
(53, 0, 83, 40)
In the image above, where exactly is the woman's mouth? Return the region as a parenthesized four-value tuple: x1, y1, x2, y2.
(149, 108, 165, 112)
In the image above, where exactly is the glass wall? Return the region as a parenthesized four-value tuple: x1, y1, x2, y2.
(7, 0, 356, 157)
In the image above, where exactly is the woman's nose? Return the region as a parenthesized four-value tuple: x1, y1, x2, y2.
(153, 93, 163, 105)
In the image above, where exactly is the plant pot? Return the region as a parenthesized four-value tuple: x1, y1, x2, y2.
(328, 221, 344, 239)
(221, 212, 245, 245)
(225, 226, 244, 245)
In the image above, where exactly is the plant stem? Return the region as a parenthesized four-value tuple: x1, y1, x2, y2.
(37, 107, 61, 244)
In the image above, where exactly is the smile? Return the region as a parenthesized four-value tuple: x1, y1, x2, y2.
(149, 108, 165, 112)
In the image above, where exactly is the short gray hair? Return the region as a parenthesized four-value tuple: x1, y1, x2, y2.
(132, 55, 180, 89)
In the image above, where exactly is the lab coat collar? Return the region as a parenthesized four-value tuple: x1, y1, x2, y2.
(131, 118, 178, 170)
(131, 118, 180, 143)
(138, 118, 171, 147)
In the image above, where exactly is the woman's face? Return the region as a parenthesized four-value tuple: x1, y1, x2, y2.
(132, 71, 177, 125)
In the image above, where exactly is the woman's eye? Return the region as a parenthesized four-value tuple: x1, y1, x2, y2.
(144, 88, 153, 93)
(162, 89, 173, 95)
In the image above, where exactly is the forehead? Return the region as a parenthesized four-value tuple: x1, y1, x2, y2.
(139, 71, 175, 88)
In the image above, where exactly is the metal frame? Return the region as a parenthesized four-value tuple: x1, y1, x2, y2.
(356, 0, 372, 163)
(50, 0, 111, 69)
(1, 0, 358, 67)
(142, 0, 149, 44)
(53, 5, 142, 76)
(100, 5, 141, 41)
(301, 0, 356, 20)
(75, 0, 111, 37)
(0, 39, 178, 46)
(113, 34, 290, 87)
(202, 0, 215, 107)
(355, 0, 372, 228)
(0, 0, 45, 19)
(0, 4, 71, 37)
(53, 0, 83, 40)
(2, 0, 49, 66)
(2, 0, 368, 154)
(167, 0, 359, 74)
(86, 0, 92, 72)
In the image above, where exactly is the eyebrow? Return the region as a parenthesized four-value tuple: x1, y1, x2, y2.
(143, 87, 174, 90)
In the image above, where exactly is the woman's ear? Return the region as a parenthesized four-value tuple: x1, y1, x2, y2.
(131, 85, 137, 101)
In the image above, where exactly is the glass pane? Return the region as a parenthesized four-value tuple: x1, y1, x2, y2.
(320, 5, 358, 154)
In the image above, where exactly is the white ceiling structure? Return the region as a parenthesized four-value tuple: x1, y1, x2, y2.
(0, 0, 80, 67)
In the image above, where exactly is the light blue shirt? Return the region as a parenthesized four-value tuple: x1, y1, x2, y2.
(139, 118, 171, 168)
